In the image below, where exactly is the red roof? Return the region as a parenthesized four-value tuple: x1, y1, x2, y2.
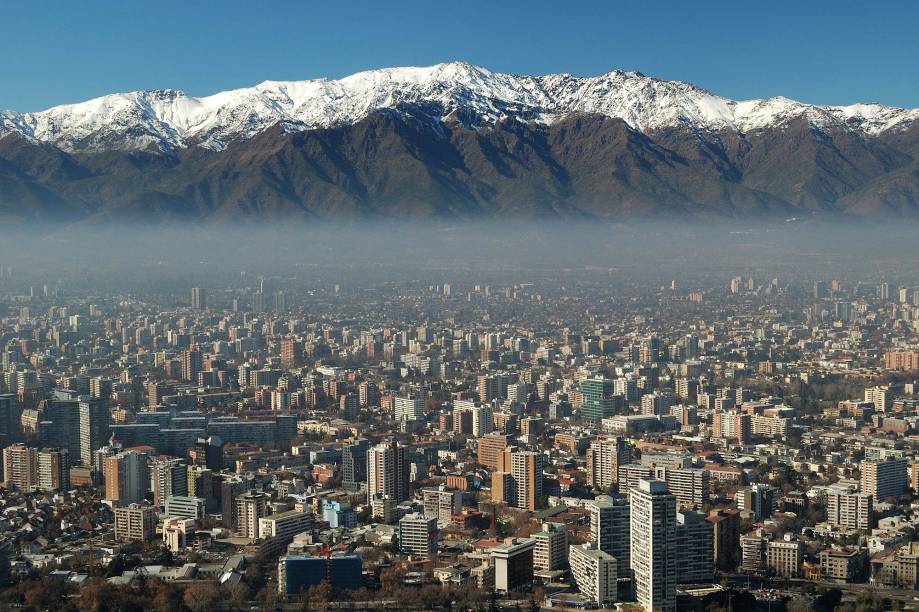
(124, 445, 156, 453)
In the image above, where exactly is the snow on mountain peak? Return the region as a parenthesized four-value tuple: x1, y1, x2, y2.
(1, 62, 917, 153)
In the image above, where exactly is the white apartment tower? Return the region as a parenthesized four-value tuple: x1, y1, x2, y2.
(631, 479, 677, 612)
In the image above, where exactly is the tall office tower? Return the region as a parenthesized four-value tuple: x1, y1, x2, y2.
(861, 457, 909, 500)
(707, 509, 741, 572)
(492, 538, 536, 593)
(580, 378, 615, 420)
(367, 441, 409, 503)
(235, 490, 269, 537)
(2, 444, 37, 489)
(342, 439, 369, 491)
(79, 399, 110, 466)
(398, 513, 438, 560)
(191, 436, 224, 471)
(37, 448, 69, 491)
(340, 394, 359, 421)
(586, 438, 631, 489)
(478, 374, 502, 403)
(631, 480, 677, 612)
(477, 433, 511, 471)
(532, 522, 568, 571)
(0, 394, 22, 450)
(104, 450, 148, 506)
(191, 287, 206, 310)
(221, 476, 254, 528)
(394, 396, 424, 423)
(569, 543, 617, 607)
(878, 282, 890, 300)
(497, 448, 544, 511)
(152, 459, 189, 508)
(588, 495, 631, 574)
(182, 349, 203, 383)
(675, 510, 714, 584)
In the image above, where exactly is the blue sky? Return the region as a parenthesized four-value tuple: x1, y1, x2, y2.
(2, 0, 917, 111)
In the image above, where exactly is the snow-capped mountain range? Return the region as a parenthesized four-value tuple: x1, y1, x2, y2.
(2, 61, 918, 153)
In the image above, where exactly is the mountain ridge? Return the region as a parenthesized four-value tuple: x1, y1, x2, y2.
(2, 62, 919, 223)
(2, 62, 918, 153)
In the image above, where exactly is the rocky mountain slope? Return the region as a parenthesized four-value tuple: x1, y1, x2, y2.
(2, 62, 919, 222)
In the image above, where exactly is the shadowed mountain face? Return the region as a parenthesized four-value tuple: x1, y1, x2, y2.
(3, 108, 919, 224)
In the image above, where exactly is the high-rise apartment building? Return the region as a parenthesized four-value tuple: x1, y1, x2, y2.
(79, 399, 110, 466)
(2, 444, 37, 489)
(220, 476, 254, 528)
(191, 287, 206, 310)
(477, 433, 511, 471)
(861, 457, 908, 500)
(182, 349, 203, 383)
(342, 439, 369, 491)
(114, 504, 158, 542)
(0, 395, 21, 451)
(826, 487, 874, 530)
(654, 467, 709, 509)
(532, 522, 568, 571)
(493, 448, 544, 511)
(152, 458, 188, 508)
(569, 543, 617, 607)
(164, 496, 206, 520)
(631, 479, 677, 612)
(36, 448, 69, 491)
(864, 386, 892, 412)
(707, 509, 740, 572)
(335, 393, 356, 421)
(398, 513, 438, 560)
(280, 338, 303, 368)
(588, 495, 631, 575)
(394, 396, 424, 423)
(422, 487, 463, 525)
(367, 441, 409, 503)
(767, 535, 804, 578)
(477, 374, 501, 403)
(735, 484, 776, 520)
(675, 510, 714, 584)
(884, 351, 919, 371)
(586, 438, 631, 490)
(258, 510, 313, 543)
(235, 491, 269, 538)
(104, 450, 148, 506)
